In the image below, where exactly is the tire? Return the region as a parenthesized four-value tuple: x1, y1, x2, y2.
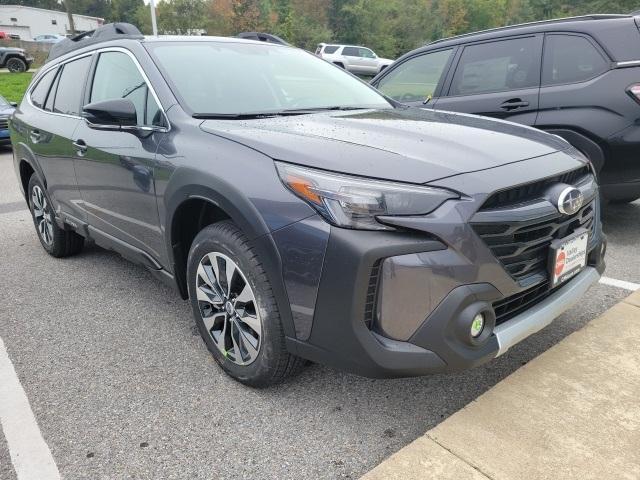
(186, 221, 305, 387)
(6, 57, 27, 73)
(27, 174, 84, 257)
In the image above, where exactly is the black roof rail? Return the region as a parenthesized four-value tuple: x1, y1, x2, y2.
(426, 14, 631, 46)
(47, 23, 144, 62)
(236, 32, 289, 46)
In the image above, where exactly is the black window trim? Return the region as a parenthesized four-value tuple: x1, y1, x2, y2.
(29, 66, 59, 110)
(27, 51, 94, 119)
(443, 33, 544, 98)
(372, 46, 459, 102)
(540, 32, 612, 88)
(27, 47, 170, 132)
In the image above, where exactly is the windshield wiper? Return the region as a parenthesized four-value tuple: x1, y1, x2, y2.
(193, 106, 369, 120)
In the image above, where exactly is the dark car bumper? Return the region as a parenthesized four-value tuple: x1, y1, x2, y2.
(287, 227, 605, 378)
(284, 162, 606, 378)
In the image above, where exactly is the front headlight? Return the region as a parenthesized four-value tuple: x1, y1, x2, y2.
(276, 161, 458, 230)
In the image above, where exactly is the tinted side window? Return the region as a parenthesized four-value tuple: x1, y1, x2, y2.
(450, 37, 540, 96)
(342, 47, 359, 57)
(542, 35, 608, 85)
(324, 45, 339, 54)
(30, 67, 57, 108)
(360, 48, 375, 58)
(90, 51, 162, 126)
(44, 70, 61, 112)
(378, 49, 452, 102)
(53, 56, 91, 115)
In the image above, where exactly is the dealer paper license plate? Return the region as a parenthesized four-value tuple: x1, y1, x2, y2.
(549, 228, 589, 288)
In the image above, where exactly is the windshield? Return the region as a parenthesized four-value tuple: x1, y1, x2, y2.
(147, 41, 392, 116)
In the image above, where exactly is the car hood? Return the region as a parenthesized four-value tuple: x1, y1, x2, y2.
(200, 107, 570, 184)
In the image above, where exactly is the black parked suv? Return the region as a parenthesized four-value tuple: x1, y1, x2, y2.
(11, 24, 605, 386)
(371, 14, 640, 204)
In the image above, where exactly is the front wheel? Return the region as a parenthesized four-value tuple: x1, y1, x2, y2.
(6, 57, 27, 73)
(186, 221, 305, 387)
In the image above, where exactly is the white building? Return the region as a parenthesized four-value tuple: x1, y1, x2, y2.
(0, 5, 103, 41)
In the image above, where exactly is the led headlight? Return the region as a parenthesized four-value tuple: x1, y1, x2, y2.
(276, 161, 458, 230)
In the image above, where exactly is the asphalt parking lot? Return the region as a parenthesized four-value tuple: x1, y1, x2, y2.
(0, 146, 638, 480)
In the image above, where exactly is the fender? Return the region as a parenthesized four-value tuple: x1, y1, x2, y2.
(163, 170, 301, 340)
(12, 141, 46, 199)
(541, 128, 606, 176)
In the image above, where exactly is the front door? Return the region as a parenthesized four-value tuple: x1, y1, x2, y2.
(73, 50, 167, 261)
(433, 35, 543, 126)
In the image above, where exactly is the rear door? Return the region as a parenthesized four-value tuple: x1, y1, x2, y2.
(433, 35, 542, 125)
(23, 56, 92, 221)
(374, 48, 456, 107)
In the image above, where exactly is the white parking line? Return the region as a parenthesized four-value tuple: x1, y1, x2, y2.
(600, 276, 640, 292)
(0, 336, 60, 480)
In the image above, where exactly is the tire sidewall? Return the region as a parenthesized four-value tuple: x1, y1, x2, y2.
(27, 175, 60, 254)
(186, 223, 283, 386)
(7, 57, 26, 73)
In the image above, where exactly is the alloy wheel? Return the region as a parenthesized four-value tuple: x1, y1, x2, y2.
(195, 252, 262, 366)
(31, 185, 54, 246)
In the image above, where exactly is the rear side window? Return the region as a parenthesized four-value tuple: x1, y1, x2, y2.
(52, 56, 92, 115)
(30, 68, 57, 108)
(542, 34, 608, 85)
(378, 49, 452, 102)
(450, 37, 540, 96)
(90, 51, 162, 127)
(44, 70, 61, 111)
(342, 47, 359, 57)
(323, 45, 339, 54)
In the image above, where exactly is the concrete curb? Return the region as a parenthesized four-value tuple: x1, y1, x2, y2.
(362, 289, 640, 480)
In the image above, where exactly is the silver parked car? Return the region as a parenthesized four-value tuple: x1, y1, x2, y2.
(315, 43, 393, 75)
(33, 34, 66, 44)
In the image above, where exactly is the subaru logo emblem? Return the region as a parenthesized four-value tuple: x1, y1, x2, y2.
(557, 187, 584, 215)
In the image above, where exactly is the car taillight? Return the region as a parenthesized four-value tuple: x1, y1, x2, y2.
(628, 84, 640, 104)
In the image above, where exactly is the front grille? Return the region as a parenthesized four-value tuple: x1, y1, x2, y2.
(364, 260, 381, 328)
(473, 201, 594, 283)
(482, 166, 590, 210)
(493, 281, 552, 325)
(0, 118, 8, 130)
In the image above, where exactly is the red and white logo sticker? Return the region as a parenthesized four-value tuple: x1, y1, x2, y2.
(555, 251, 566, 276)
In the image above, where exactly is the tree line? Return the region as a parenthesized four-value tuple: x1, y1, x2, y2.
(3, 0, 639, 57)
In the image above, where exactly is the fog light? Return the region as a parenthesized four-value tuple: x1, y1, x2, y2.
(470, 313, 485, 338)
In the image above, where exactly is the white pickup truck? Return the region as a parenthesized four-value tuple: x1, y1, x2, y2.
(315, 44, 394, 75)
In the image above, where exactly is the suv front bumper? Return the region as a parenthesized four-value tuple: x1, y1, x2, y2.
(287, 227, 605, 378)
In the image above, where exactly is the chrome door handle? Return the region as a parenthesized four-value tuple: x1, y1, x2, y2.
(72, 140, 87, 156)
(500, 99, 530, 110)
(30, 130, 41, 143)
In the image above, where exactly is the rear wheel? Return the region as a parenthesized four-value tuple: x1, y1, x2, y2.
(186, 221, 305, 387)
(27, 175, 84, 257)
(6, 57, 27, 73)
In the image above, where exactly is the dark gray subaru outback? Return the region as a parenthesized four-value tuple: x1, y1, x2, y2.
(11, 24, 605, 386)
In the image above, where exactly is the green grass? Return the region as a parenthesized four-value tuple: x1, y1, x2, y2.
(0, 72, 33, 103)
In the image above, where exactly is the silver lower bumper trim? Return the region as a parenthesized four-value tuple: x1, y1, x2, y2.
(494, 267, 600, 357)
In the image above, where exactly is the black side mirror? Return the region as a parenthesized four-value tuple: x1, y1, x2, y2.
(82, 99, 137, 130)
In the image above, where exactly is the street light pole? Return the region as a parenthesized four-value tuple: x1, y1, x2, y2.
(150, 0, 158, 36)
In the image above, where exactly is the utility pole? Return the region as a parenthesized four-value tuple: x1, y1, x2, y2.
(64, 0, 76, 35)
(150, 0, 158, 36)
